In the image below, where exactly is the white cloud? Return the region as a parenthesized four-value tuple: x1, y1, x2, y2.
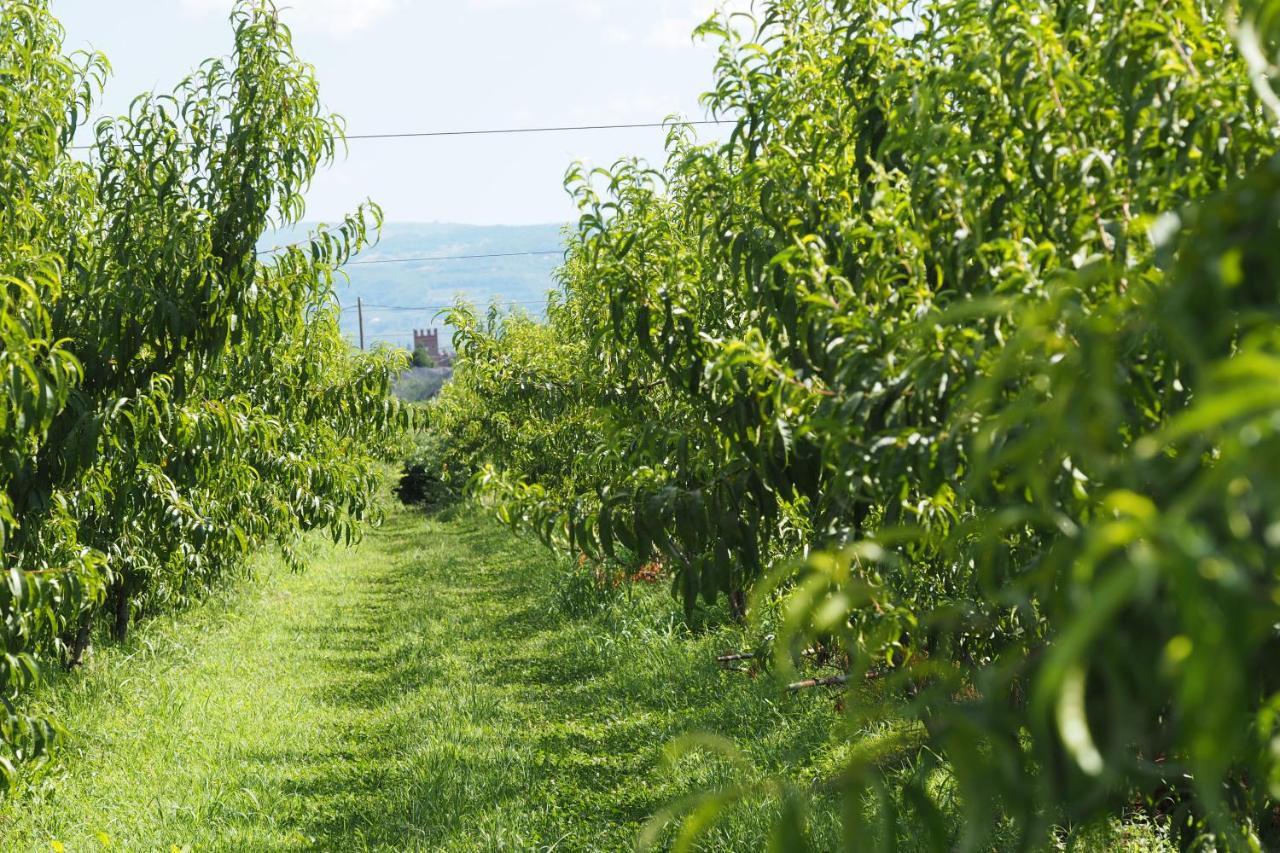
(461, 0, 603, 15)
(179, 0, 230, 14)
(648, 0, 755, 50)
(180, 0, 399, 37)
(597, 91, 688, 123)
(649, 16, 698, 50)
(603, 25, 631, 45)
(460, 0, 533, 9)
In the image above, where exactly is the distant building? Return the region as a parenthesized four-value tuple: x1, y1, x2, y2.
(413, 328, 440, 359)
(412, 328, 454, 367)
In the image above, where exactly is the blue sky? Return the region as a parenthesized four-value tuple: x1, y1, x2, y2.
(53, 0, 746, 226)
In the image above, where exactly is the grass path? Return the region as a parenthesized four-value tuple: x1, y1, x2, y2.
(0, 503, 840, 851)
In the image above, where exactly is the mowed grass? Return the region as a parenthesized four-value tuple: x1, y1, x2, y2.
(0, 502, 844, 851)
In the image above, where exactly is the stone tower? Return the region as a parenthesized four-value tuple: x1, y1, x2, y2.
(413, 329, 440, 359)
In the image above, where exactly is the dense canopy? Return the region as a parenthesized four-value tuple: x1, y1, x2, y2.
(433, 0, 1280, 846)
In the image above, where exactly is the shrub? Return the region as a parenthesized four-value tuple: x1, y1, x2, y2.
(396, 431, 464, 510)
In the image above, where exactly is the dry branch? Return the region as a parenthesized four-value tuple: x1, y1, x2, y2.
(787, 674, 848, 691)
(716, 652, 755, 663)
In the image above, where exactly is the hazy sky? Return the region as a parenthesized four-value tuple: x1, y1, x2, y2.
(53, 0, 746, 226)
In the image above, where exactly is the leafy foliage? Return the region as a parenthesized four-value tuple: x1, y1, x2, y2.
(411, 346, 437, 369)
(437, 0, 1280, 846)
(0, 0, 408, 782)
(396, 430, 464, 510)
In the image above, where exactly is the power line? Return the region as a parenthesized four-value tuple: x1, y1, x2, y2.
(341, 120, 730, 141)
(346, 250, 562, 266)
(343, 299, 549, 313)
(256, 247, 562, 265)
(71, 119, 732, 151)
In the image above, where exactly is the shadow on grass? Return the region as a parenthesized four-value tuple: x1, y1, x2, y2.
(249, 509, 840, 850)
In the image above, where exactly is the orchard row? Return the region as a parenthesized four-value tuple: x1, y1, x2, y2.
(432, 1, 1280, 847)
(0, 2, 408, 781)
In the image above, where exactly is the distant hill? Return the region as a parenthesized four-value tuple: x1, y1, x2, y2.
(263, 222, 567, 350)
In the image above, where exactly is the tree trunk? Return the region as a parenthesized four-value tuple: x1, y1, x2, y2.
(112, 578, 130, 642)
(65, 614, 92, 670)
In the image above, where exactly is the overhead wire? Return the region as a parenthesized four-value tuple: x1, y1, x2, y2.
(346, 250, 562, 266)
(255, 246, 562, 263)
(84, 116, 716, 276)
(71, 110, 731, 351)
(342, 299, 549, 313)
(71, 118, 732, 151)
(345, 298, 550, 312)
(341, 120, 730, 140)
(112, 117, 692, 335)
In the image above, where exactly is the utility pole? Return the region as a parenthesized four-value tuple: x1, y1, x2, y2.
(357, 296, 365, 351)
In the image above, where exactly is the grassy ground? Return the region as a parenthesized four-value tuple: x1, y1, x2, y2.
(0, 502, 845, 851)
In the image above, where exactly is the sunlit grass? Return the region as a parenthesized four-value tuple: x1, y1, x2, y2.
(0, 501, 1175, 850)
(0, 504, 845, 850)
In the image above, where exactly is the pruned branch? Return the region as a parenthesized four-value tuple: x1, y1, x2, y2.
(788, 674, 848, 691)
(716, 652, 755, 663)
